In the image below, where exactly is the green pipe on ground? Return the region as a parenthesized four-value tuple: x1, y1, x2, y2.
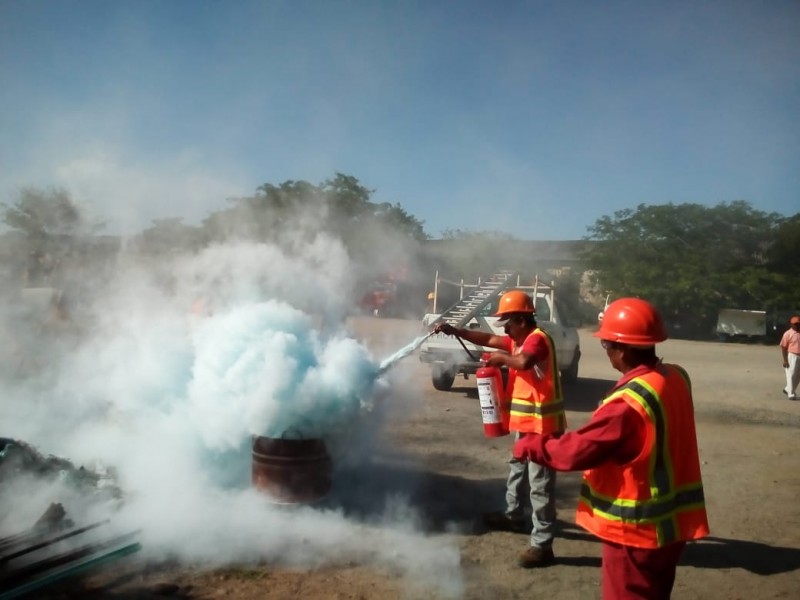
(0, 541, 142, 600)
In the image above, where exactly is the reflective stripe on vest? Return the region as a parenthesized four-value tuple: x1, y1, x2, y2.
(508, 328, 565, 434)
(580, 374, 706, 546)
(509, 399, 565, 416)
(579, 483, 705, 530)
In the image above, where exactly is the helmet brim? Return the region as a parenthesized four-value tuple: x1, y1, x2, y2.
(592, 330, 665, 346)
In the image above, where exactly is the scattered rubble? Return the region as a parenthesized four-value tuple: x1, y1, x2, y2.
(0, 439, 137, 599)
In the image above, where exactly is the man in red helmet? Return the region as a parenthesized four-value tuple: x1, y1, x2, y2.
(434, 289, 565, 568)
(512, 297, 709, 599)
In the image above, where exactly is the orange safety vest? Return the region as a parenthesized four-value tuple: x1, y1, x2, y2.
(576, 364, 709, 548)
(507, 328, 566, 434)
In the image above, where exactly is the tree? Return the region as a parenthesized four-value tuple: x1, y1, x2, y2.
(581, 201, 788, 338)
(132, 218, 202, 256)
(1, 187, 105, 285)
(766, 213, 800, 279)
(201, 173, 428, 271)
(320, 173, 426, 243)
(197, 174, 432, 314)
(763, 213, 800, 315)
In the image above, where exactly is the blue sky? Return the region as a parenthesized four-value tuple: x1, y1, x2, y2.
(1, 0, 798, 240)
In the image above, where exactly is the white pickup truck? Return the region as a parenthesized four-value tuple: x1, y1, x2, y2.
(419, 272, 581, 391)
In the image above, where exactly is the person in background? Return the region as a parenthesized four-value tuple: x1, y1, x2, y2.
(513, 297, 709, 599)
(434, 289, 565, 568)
(190, 296, 212, 318)
(780, 315, 800, 400)
(425, 291, 436, 314)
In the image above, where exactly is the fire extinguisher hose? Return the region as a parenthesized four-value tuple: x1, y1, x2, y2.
(454, 334, 480, 361)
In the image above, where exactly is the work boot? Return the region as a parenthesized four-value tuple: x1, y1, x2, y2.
(518, 546, 555, 569)
(483, 511, 528, 533)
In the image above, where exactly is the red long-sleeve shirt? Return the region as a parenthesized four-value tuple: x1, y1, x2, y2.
(515, 364, 655, 469)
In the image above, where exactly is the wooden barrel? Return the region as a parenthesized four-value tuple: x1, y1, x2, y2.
(251, 436, 332, 504)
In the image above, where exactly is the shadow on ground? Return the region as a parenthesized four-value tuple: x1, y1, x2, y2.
(551, 520, 603, 567)
(327, 453, 584, 535)
(328, 454, 503, 532)
(683, 536, 800, 575)
(333, 455, 800, 577)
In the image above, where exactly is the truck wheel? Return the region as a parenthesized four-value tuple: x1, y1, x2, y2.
(432, 365, 455, 391)
(561, 350, 580, 383)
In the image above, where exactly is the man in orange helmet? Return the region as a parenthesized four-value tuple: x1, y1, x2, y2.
(434, 289, 565, 568)
(513, 297, 709, 598)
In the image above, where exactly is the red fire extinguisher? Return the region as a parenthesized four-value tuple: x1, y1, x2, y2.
(476, 353, 509, 437)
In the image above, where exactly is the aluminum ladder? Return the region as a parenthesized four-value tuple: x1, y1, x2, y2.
(434, 271, 518, 328)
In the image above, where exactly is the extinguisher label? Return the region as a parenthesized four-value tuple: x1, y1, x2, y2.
(477, 378, 502, 424)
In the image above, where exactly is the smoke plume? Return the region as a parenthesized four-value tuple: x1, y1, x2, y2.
(0, 234, 463, 597)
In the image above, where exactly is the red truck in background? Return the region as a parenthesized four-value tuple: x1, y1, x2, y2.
(357, 265, 418, 318)
(359, 281, 396, 317)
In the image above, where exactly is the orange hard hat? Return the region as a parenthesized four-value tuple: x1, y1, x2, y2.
(593, 297, 667, 346)
(494, 290, 535, 317)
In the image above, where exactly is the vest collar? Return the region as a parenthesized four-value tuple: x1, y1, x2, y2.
(611, 361, 662, 392)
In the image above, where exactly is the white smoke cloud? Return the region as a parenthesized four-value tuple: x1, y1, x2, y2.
(0, 236, 463, 597)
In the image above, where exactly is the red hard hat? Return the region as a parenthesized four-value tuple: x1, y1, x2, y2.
(494, 290, 535, 317)
(593, 297, 667, 346)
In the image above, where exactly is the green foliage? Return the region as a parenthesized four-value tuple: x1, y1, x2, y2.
(133, 218, 202, 255)
(762, 214, 800, 311)
(0, 175, 428, 292)
(201, 173, 428, 275)
(2, 187, 104, 239)
(582, 201, 797, 337)
(1, 187, 105, 284)
(767, 213, 800, 277)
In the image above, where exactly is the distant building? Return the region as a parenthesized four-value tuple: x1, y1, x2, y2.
(421, 239, 590, 276)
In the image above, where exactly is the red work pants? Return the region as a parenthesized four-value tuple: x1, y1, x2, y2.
(601, 540, 686, 599)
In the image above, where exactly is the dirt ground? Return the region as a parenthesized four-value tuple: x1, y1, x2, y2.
(43, 317, 800, 599)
